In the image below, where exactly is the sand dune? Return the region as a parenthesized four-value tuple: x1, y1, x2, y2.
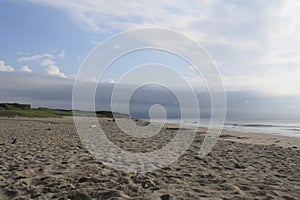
(0, 117, 299, 199)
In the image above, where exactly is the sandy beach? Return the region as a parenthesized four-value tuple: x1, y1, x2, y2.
(0, 117, 299, 199)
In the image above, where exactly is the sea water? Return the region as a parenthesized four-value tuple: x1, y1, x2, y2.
(164, 118, 300, 138)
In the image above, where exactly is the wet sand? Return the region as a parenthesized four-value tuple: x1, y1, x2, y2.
(0, 117, 299, 199)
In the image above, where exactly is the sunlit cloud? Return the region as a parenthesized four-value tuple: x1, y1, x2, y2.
(46, 65, 67, 78)
(20, 66, 32, 73)
(0, 59, 15, 72)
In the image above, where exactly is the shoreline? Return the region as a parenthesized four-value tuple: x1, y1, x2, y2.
(162, 121, 300, 149)
(160, 118, 300, 137)
(143, 118, 300, 148)
(1, 116, 300, 148)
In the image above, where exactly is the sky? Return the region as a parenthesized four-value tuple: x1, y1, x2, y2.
(0, 0, 300, 119)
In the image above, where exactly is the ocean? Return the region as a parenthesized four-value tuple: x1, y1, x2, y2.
(165, 119, 300, 138)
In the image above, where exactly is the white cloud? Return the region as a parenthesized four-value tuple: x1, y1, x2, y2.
(0, 60, 15, 72)
(17, 51, 68, 78)
(262, 0, 300, 67)
(40, 58, 67, 78)
(22, 1, 300, 95)
(20, 1, 299, 56)
(20, 66, 32, 73)
(17, 52, 68, 78)
(17, 53, 54, 62)
(25, 1, 264, 49)
(41, 59, 56, 66)
(46, 65, 67, 78)
(27, 1, 204, 30)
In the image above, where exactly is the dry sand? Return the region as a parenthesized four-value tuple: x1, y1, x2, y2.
(0, 117, 299, 199)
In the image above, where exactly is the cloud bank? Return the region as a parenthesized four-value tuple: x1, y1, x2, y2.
(0, 72, 299, 119)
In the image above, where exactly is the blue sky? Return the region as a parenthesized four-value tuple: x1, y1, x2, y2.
(0, 0, 300, 117)
(0, 0, 109, 76)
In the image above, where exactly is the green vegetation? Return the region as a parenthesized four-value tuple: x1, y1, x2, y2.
(0, 103, 31, 110)
(0, 103, 128, 118)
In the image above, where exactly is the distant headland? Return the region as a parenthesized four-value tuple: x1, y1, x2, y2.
(0, 103, 127, 118)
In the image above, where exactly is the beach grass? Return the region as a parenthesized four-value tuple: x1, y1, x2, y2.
(0, 109, 73, 118)
(0, 103, 128, 118)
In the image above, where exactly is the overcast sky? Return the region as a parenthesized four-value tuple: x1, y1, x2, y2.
(0, 0, 299, 119)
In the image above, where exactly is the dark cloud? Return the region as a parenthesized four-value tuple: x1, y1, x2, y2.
(0, 72, 299, 119)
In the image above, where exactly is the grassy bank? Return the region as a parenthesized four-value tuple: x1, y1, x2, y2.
(0, 103, 127, 118)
